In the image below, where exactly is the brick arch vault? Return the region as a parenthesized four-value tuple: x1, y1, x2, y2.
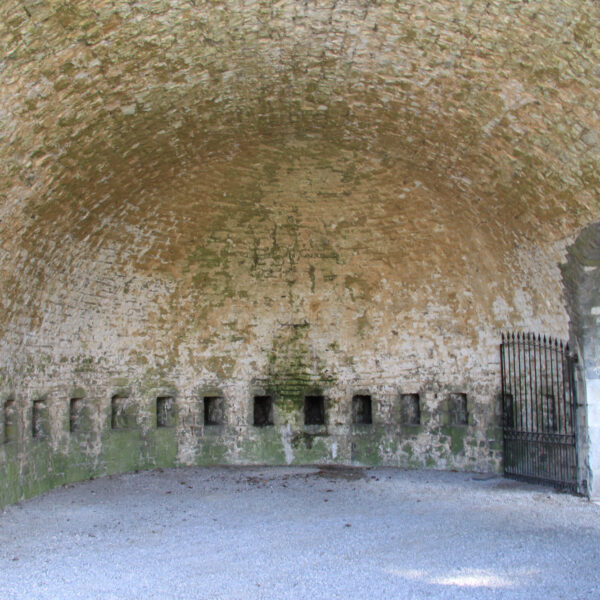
(0, 0, 599, 506)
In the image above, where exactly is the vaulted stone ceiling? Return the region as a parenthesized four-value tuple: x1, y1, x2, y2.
(0, 0, 598, 378)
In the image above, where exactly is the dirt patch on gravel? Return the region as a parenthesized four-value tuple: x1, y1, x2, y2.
(314, 465, 367, 481)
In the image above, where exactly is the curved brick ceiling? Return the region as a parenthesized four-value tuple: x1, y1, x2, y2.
(0, 0, 599, 375)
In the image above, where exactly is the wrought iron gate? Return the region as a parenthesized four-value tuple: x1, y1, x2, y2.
(500, 332, 579, 491)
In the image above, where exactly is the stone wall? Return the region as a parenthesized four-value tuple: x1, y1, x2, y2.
(563, 223, 600, 498)
(1, 0, 599, 506)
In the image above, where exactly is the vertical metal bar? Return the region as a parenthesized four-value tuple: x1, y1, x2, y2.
(524, 333, 532, 478)
(539, 335, 545, 479)
(547, 337, 555, 482)
(555, 339, 561, 483)
(543, 335, 549, 447)
(519, 333, 532, 431)
(553, 339, 559, 432)
(559, 343, 565, 485)
(539, 336, 544, 480)
(563, 341, 568, 434)
(560, 342, 567, 485)
(501, 335, 504, 421)
(501, 334, 507, 475)
(557, 341, 564, 436)
(529, 334, 536, 431)
(532, 334, 542, 480)
(564, 350, 569, 442)
(541, 335, 547, 480)
(511, 332, 519, 430)
(529, 333, 536, 477)
(527, 334, 534, 478)
(510, 332, 519, 476)
(539, 334, 545, 479)
(520, 332, 531, 477)
(553, 339, 561, 483)
(500, 333, 504, 397)
(544, 336, 549, 434)
(559, 341, 565, 484)
(505, 332, 513, 475)
(570, 351, 580, 492)
(554, 341, 569, 482)
(528, 333, 537, 479)
(514, 333, 524, 475)
(544, 335, 551, 480)
(548, 338, 554, 433)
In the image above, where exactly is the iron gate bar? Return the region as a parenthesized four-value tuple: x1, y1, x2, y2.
(500, 332, 579, 491)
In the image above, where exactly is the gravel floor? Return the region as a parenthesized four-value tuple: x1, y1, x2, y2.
(0, 466, 599, 600)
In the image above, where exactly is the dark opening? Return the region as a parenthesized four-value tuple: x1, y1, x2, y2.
(3, 399, 15, 443)
(111, 395, 133, 429)
(400, 393, 421, 425)
(304, 395, 325, 425)
(69, 398, 83, 433)
(204, 396, 224, 426)
(156, 396, 175, 428)
(449, 393, 468, 425)
(32, 399, 46, 438)
(253, 395, 274, 426)
(352, 395, 372, 424)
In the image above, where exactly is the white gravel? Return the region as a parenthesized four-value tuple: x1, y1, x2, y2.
(1, 467, 599, 600)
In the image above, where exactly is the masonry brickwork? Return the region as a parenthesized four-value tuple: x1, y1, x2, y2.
(1, 0, 599, 506)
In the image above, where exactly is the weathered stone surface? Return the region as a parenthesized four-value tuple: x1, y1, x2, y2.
(563, 223, 600, 497)
(0, 0, 599, 506)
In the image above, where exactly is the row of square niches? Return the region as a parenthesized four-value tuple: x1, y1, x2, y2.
(1, 393, 469, 442)
(0, 397, 53, 441)
(159, 393, 468, 428)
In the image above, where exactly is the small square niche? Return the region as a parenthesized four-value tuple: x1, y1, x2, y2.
(32, 399, 47, 439)
(352, 395, 372, 424)
(449, 393, 468, 425)
(156, 396, 176, 428)
(111, 395, 134, 429)
(204, 396, 224, 426)
(400, 393, 421, 425)
(304, 395, 325, 426)
(3, 399, 16, 443)
(253, 395, 274, 427)
(69, 398, 84, 433)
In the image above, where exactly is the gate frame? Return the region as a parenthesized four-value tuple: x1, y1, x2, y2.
(500, 332, 581, 493)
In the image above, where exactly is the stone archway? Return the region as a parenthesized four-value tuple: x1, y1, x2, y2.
(562, 223, 600, 499)
(0, 0, 599, 507)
